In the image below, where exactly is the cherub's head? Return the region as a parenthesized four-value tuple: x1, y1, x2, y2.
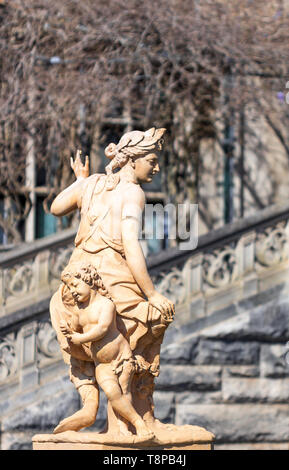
(61, 262, 110, 303)
(105, 127, 166, 184)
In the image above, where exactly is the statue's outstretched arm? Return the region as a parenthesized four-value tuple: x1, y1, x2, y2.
(50, 178, 86, 216)
(51, 150, 89, 216)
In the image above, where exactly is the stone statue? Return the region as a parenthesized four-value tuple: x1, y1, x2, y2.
(36, 127, 214, 450)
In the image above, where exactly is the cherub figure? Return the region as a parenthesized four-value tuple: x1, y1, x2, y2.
(59, 261, 154, 440)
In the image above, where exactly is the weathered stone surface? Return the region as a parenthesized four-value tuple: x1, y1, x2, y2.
(160, 335, 199, 364)
(193, 339, 259, 365)
(237, 283, 286, 313)
(223, 365, 259, 377)
(206, 285, 241, 315)
(260, 344, 289, 378)
(258, 267, 289, 293)
(0, 366, 70, 417)
(161, 322, 192, 346)
(198, 300, 289, 341)
(222, 377, 289, 403)
(242, 275, 258, 299)
(215, 442, 289, 450)
(156, 365, 221, 391)
(1, 387, 80, 431)
(153, 392, 175, 423)
(0, 382, 20, 417)
(176, 391, 222, 404)
(175, 403, 289, 442)
(1, 431, 35, 450)
(189, 296, 205, 318)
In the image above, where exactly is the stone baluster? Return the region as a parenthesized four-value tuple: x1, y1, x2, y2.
(185, 253, 205, 319)
(241, 230, 258, 298)
(34, 249, 51, 300)
(0, 332, 18, 384)
(19, 322, 38, 390)
(241, 231, 256, 274)
(0, 268, 4, 311)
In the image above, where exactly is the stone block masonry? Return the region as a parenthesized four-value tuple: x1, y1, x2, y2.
(154, 286, 289, 449)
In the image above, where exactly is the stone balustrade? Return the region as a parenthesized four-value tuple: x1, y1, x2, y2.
(149, 202, 289, 324)
(0, 228, 76, 319)
(2, 202, 289, 326)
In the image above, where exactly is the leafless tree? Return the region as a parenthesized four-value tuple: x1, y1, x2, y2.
(1, 0, 289, 242)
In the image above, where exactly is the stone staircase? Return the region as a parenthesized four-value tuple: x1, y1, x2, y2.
(1, 202, 289, 449)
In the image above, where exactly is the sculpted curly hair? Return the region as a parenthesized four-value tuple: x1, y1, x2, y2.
(104, 127, 166, 176)
(61, 262, 112, 300)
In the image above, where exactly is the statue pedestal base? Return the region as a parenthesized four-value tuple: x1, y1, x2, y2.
(32, 426, 214, 450)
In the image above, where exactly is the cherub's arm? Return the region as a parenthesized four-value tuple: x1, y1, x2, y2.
(50, 150, 89, 216)
(60, 302, 115, 345)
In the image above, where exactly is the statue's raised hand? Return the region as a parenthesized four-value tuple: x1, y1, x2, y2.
(70, 149, 89, 180)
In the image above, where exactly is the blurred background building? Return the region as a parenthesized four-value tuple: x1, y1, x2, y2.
(1, 0, 289, 450)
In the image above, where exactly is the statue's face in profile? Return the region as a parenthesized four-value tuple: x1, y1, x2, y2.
(134, 152, 160, 183)
(66, 277, 91, 303)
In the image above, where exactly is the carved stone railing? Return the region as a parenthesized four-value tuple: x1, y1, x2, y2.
(2, 203, 289, 326)
(1, 202, 289, 393)
(0, 228, 76, 319)
(148, 202, 289, 322)
(0, 316, 63, 396)
(0, 230, 77, 397)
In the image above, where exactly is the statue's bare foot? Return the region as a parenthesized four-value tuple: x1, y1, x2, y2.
(155, 419, 178, 430)
(134, 419, 155, 440)
(118, 421, 133, 437)
(155, 419, 198, 433)
(53, 408, 96, 434)
(53, 416, 81, 434)
(145, 419, 178, 432)
(110, 427, 133, 439)
(120, 428, 133, 437)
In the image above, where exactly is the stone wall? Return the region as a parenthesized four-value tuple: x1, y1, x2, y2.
(2, 284, 289, 449)
(155, 282, 289, 450)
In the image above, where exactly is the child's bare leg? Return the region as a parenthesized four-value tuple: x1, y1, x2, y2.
(54, 358, 99, 434)
(96, 364, 154, 439)
(114, 360, 135, 435)
(54, 383, 98, 433)
(106, 400, 132, 436)
(119, 359, 135, 397)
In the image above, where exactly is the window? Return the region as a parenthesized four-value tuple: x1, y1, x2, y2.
(35, 196, 57, 239)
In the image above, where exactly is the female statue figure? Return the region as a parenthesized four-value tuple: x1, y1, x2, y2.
(50, 127, 175, 437)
